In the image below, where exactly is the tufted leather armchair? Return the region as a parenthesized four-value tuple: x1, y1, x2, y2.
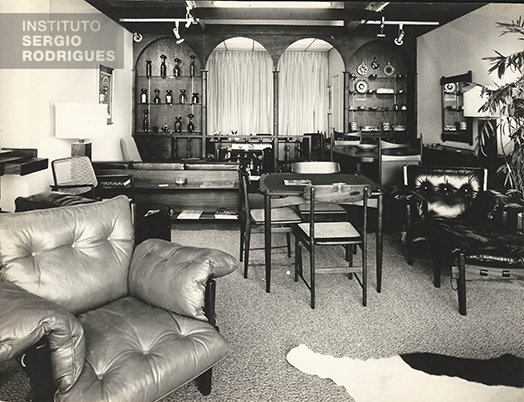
(395, 165, 524, 315)
(0, 195, 239, 401)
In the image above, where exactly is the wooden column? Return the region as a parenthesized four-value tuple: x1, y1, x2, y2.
(201, 69, 208, 159)
(273, 70, 279, 172)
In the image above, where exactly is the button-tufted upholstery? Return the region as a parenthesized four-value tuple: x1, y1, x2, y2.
(0, 195, 239, 401)
(397, 165, 524, 315)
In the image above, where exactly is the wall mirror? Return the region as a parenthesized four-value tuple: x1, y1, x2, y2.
(441, 71, 473, 144)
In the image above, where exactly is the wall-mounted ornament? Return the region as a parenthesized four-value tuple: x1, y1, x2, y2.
(371, 57, 380, 69)
(384, 62, 395, 76)
(357, 61, 368, 76)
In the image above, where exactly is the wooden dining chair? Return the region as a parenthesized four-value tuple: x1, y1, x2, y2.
(290, 183, 370, 309)
(238, 169, 302, 279)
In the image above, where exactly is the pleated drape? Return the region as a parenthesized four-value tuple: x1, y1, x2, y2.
(207, 51, 273, 135)
(278, 52, 329, 136)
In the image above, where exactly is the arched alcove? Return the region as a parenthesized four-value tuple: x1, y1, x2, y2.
(346, 40, 415, 141)
(277, 38, 344, 137)
(206, 37, 273, 135)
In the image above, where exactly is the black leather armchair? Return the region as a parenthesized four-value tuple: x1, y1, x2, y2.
(395, 165, 524, 315)
(0, 196, 239, 401)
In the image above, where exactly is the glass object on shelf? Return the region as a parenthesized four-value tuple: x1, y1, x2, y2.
(350, 122, 358, 132)
(145, 60, 152, 78)
(142, 110, 149, 132)
(189, 55, 196, 77)
(140, 88, 148, 104)
(382, 121, 391, 131)
(165, 89, 173, 104)
(153, 89, 161, 104)
(173, 58, 181, 77)
(174, 116, 182, 133)
(179, 89, 187, 104)
(187, 113, 195, 133)
(192, 92, 199, 104)
(160, 54, 167, 78)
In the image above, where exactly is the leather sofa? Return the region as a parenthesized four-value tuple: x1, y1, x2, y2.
(0, 195, 239, 401)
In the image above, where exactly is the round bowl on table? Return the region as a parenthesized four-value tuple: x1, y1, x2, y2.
(355, 144, 378, 151)
(175, 177, 187, 185)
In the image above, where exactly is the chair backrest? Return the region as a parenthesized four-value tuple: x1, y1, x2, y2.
(303, 183, 369, 237)
(404, 165, 488, 219)
(0, 196, 134, 315)
(291, 161, 341, 174)
(52, 156, 98, 195)
(238, 169, 251, 218)
(120, 137, 143, 162)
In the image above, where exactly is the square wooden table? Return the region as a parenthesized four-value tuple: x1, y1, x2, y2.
(259, 172, 384, 294)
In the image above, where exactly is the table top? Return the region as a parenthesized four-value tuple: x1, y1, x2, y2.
(259, 172, 384, 196)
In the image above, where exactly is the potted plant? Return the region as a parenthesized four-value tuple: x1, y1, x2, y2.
(477, 17, 524, 197)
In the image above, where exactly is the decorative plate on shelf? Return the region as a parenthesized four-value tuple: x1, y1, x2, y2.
(357, 62, 368, 76)
(444, 83, 456, 93)
(355, 143, 378, 150)
(384, 62, 395, 76)
(355, 79, 369, 94)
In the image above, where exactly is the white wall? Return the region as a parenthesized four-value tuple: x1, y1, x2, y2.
(417, 3, 523, 149)
(0, 0, 133, 211)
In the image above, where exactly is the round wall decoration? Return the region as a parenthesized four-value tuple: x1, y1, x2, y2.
(355, 79, 369, 94)
(357, 62, 368, 76)
(444, 83, 457, 93)
(384, 62, 395, 76)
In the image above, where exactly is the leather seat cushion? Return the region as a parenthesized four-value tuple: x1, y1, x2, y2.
(57, 296, 229, 402)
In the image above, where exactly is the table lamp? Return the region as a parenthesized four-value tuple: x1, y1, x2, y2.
(55, 103, 107, 159)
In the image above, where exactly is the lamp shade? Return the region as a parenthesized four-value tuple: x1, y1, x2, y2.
(55, 103, 107, 140)
(463, 86, 499, 118)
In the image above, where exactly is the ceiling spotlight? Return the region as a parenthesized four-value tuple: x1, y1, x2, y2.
(172, 21, 185, 44)
(133, 32, 143, 42)
(377, 15, 386, 38)
(394, 23, 405, 46)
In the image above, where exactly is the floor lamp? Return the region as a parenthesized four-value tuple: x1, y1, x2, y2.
(55, 103, 107, 159)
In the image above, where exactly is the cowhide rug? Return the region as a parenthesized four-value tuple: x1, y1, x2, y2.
(287, 344, 524, 402)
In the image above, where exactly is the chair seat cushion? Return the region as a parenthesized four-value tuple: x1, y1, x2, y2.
(298, 222, 360, 241)
(298, 203, 346, 213)
(58, 296, 229, 402)
(251, 208, 301, 224)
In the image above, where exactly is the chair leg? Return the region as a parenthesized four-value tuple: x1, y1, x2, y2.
(362, 243, 367, 307)
(433, 262, 441, 288)
(244, 226, 251, 279)
(197, 368, 212, 395)
(286, 232, 292, 257)
(457, 252, 467, 316)
(346, 245, 354, 279)
(406, 239, 414, 265)
(310, 243, 315, 309)
(294, 238, 301, 282)
(239, 224, 245, 262)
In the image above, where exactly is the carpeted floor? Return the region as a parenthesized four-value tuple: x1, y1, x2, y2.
(1, 222, 523, 402)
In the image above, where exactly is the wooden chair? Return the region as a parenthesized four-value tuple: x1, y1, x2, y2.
(51, 156, 99, 198)
(238, 169, 302, 279)
(291, 161, 348, 220)
(288, 183, 370, 308)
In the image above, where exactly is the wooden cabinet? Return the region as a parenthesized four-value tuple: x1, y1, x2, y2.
(440, 71, 473, 145)
(134, 38, 205, 161)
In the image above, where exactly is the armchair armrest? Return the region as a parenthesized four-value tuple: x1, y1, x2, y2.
(0, 281, 85, 393)
(129, 239, 239, 322)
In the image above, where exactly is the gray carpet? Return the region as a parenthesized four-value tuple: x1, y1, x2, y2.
(1, 224, 523, 402)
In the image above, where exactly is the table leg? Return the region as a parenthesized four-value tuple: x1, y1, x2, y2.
(264, 191, 272, 293)
(376, 192, 383, 292)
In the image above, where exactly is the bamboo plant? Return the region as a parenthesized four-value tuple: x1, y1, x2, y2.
(478, 17, 524, 197)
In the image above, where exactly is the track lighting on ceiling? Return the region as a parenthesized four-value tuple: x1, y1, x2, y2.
(133, 32, 143, 42)
(377, 15, 386, 38)
(172, 21, 185, 44)
(394, 23, 405, 46)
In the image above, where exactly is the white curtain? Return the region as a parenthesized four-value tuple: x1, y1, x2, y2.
(207, 51, 273, 135)
(278, 52, 329, 136)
